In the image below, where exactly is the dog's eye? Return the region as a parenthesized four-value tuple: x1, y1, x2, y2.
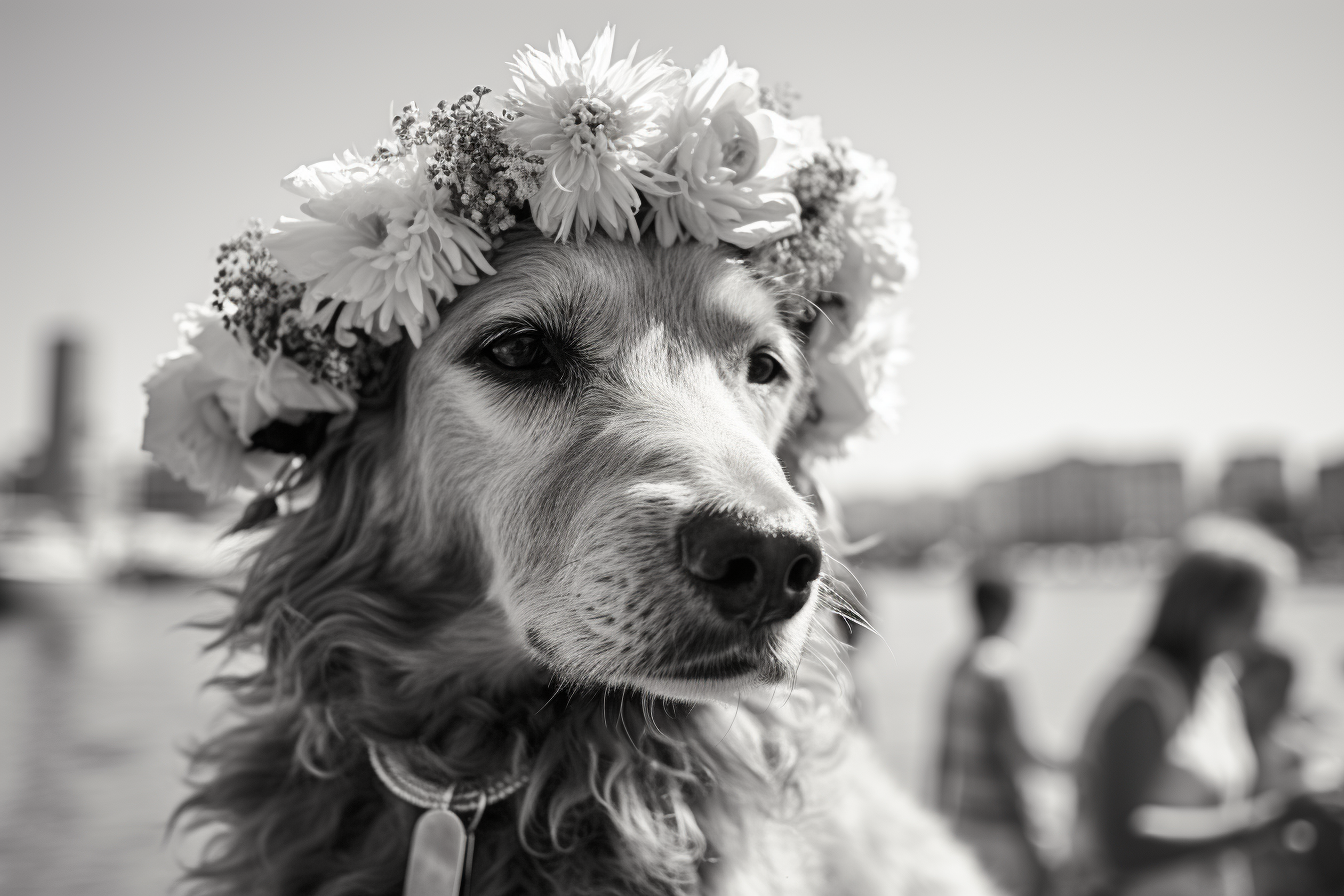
(487, 333, 553, 370)
(746, 351, 784, 385)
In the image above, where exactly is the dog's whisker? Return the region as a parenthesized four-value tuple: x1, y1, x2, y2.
(711, 696, 744, 750)
(802, 637, 849, 703)
(825, 554, 872, 602)
(817, 575, 878, 639)
(534, 684, 564, 716)
(644, 695, 670, 742)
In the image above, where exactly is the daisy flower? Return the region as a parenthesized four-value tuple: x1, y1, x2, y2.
(503, 26, 685, 243)
(264, 147, 494, 347)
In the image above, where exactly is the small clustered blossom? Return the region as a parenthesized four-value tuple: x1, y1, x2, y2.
(393, 92, 545, 236)
(750, 141, 858, 296)
(756, 84, 798, 117)
(211, 224, 389, 396)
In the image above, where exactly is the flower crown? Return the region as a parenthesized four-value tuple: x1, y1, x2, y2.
(143, 28, 917, 498)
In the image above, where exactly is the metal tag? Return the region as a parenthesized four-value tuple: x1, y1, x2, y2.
(405, 808, 468, 896)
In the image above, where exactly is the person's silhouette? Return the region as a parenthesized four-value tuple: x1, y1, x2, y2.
(936, 574, 1048, 896)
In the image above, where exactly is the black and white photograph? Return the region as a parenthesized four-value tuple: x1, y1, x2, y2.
(1, 2, 1341, 895)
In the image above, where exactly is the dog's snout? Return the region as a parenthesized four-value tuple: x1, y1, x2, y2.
(680, 513, 822, 627)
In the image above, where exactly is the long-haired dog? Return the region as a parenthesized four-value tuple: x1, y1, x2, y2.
(178, 230, 996, 895)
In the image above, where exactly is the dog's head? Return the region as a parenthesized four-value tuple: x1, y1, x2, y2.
(392, 231, 825, 701)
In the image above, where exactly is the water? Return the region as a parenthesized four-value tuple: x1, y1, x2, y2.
(0, 582, 230, 896)
(0, 573, 1340, 894)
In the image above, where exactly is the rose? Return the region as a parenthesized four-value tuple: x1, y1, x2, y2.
(142, 306, 356, 496)
(797, 289, 909, 456)
(647, 49, 801, 249)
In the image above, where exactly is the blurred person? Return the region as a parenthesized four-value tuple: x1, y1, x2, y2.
(1239, 643, 1298, 793)
(1066, 551, 1285, 896)
(937, 572, 1051, 896)
(1237, 642, 1344, 896)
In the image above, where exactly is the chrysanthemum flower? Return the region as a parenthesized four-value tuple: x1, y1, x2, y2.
(503, 27, 685, 243)
(264, 148, 494, 347)
(142, 306, 356, 496)
(645, 48, 800, 249)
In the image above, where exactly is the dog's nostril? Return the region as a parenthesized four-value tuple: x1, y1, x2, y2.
(786, 554, 819, 592)
(718, 557, 758, 589)
(680, 511, 821, 628)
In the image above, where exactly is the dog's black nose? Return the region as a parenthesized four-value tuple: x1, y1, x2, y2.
(680, 512, 822, 627)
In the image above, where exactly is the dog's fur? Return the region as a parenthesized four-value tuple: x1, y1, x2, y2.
(179, 232, 996, 895)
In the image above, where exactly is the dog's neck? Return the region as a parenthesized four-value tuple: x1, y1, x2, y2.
(191, 560, 850, 896)
(356, 645, 828, 893)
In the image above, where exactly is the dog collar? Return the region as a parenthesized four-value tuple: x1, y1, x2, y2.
(367, 740, 529, 814)
(368, 741, 529, 896)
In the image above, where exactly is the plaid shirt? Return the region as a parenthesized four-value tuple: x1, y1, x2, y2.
(936, 638, 1030, 824)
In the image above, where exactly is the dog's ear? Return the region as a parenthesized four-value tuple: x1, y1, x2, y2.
(222, 408, 407, 705)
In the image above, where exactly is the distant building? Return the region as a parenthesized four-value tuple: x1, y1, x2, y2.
(1219, 453, 1292, 531)
(844, 494, 960, 564)
(1016, 458, 1122, 544)
(1313, 458, 1344, 541)
(1113, 460, 1186, 539)
(10, 334, 88, 521)
(966, 478, 1022, 546)
(845, 454, 1191, 563)
(969, 456, 1186, 547)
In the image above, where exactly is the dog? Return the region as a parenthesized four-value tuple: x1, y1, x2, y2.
(178, 230, 998, 896)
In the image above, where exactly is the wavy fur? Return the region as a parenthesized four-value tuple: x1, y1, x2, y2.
(176, 233, 996, 896)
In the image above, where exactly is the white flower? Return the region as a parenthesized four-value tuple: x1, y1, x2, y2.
(754, 113, 829, 180)
(799, 293, 909, 457)
(645, 48, 800, 249)
(503, 26, 685, 244)
(801, 153, 918, 456)
(827, 149, 919, 303)
(264, 148, 495, 347)
(142, 307, 356, 496)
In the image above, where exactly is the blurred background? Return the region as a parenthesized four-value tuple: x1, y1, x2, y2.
(1, 1, 1340, 894)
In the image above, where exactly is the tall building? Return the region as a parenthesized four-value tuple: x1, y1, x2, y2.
(11, 334, 88, 521)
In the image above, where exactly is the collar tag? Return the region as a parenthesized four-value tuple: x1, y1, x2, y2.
(406, 808, 468, 896)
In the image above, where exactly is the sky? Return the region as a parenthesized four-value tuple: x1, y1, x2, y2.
(1, 0, 1340, 499)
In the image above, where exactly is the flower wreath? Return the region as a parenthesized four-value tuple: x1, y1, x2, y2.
(142, 28, 917, 499)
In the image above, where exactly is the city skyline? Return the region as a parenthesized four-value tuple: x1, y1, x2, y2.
(2, 1, 1341, 498)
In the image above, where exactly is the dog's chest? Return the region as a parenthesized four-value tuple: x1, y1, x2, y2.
(701, 816, 822, 896)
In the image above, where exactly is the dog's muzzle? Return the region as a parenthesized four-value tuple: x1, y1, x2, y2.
(679, 512, 822, 628)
